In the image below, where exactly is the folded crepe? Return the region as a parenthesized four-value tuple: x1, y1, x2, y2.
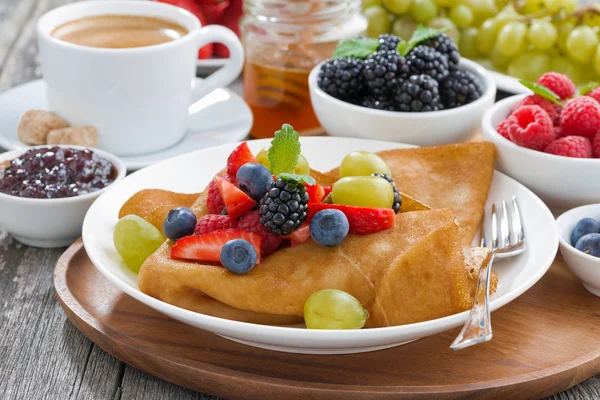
(120, 142, 497, 328)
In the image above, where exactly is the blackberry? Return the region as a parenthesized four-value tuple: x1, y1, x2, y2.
(372, 173, 402, 214)
(377, 34, 400, 51)
(363, 50, 410, 97)
(424, 34, 460, 68)
(440, 69, 482, 109)
(395, 74, 443, 112)
(361, 95, 395, 111)
(259, 178, 309, 236)
(317, 57, 366, 100)
(406, 46, 449, 83)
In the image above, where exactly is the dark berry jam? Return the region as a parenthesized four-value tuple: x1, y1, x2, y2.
(0, 147, 116, 199)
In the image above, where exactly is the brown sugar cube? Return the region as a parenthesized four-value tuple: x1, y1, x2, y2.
(17, 110, 69, 145)
(46, 126, 98, 147)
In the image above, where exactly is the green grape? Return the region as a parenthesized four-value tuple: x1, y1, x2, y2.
(410, 0, 438, 24)
(363, 0, 383, 10)
(460, 27, 480, 59)
(113, 215, 164, 273)
(490, 44, 512, 70)
(557, 20, 575, 55)
(365, 6, 393, 37)
(382, 0, 412, 15)
(507, 52, 551, 82)
(304, 289, 368, 330)
(496, 22, 527, 57)
(527, 19, 557, 51)
(495, 0, 509, 8)
(434, 0, 456, 6)
(450, 5, 473, 28)
(340, 150, 392, 177)
(392, 15, 418, 40)
(256, 147, 310, 175)
(595, 45, 600, 76)
(332, 176, 394, 208)
(566, 26, 599, 64)
(494, 5, 520, 32)
(519, 0, 544, 15)
(427, 18, 460, 44)
(475, 19, 497, 56)
(551, 55, 581, 84)
(460, 0, 497, 26)
(583, 5, 600, 28)
(545, 0, 578, 13)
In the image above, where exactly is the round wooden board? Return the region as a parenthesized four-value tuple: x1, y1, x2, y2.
(54, 239, 600, 400)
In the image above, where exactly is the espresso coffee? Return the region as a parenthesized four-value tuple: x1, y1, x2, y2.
(50, 15, 188, 49)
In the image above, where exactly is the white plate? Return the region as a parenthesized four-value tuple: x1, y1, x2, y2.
(82, 137, 558, 354)
(0, 79, 252, 171)
(473, 59, 529, 95)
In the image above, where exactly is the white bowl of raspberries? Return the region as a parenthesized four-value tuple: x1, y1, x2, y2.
(309, 30, 496, 147)
(482, 72, 600, 210)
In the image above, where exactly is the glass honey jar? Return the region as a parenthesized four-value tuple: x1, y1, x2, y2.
(241, 0, 366, 138)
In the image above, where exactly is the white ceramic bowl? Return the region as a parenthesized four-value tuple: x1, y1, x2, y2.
(0, 145, 125, 248)
(556, 204, 600, 297)
(308, 58, 496, 146)
(482, 94, 600, 210)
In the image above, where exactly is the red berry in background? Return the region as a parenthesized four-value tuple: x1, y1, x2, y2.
(560, 97, 600, 139)
(213, 0, 242, 58)
(156, 0, 213, 59)
(545, 136, 593, 158)
(585, 88, 600, 104)
(199, 0, 230, 24)
(516, 95, 561, 126)
(536, 72, 576, 100)
(593, 131, 600, 158)
(506, 105, 555, 151)
(496, 119, 511, 141)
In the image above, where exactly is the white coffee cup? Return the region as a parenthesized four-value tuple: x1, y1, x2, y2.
(37, 0, 244, 156)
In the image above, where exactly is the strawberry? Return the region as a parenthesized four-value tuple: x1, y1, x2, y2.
(156, 0, 213, 58)
(215, 175, 256, 219)
(199, 0, 230, 24)
(194, 214, 238, 235)
(284, 223, 311, 246)
(206, 173, 235, 214)
(307, 204, 395, 235)
(304, 183, 325, 203)
(213, 0, 242, 58)
(323, 186, 333, 198)
(238, 210, 282, 255)
(171, 228, 262, 263)
(226, 142, 257, 177)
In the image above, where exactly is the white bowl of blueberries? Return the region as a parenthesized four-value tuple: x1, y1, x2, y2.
(556, 204, 600, 297)
(308, 29, 496, 147)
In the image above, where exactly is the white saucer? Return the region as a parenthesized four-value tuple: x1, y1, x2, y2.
(197, 58, 228, 75)
(0, 78, 252, 170)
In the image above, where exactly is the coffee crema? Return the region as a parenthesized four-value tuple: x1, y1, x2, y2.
(50, 15, 188, 49)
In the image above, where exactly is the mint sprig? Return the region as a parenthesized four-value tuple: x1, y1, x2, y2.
(277, 173, 316, 186)
(268, 124, 301, 175)
(519, 80, 563, 106)
(397, 25, 443, 57)
(578, 82, 600, 96)
(333, 37, 380, 59)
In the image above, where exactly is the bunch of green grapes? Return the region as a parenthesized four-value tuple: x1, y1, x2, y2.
(362, 0, 600, 84)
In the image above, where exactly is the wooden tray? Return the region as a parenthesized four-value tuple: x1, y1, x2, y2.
(54, 239, 600, 400)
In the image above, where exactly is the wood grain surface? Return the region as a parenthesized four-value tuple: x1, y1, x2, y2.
(0, 0, 599, 399)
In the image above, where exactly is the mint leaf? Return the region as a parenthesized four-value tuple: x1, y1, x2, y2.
(333, 37, 380, 59)
(268, 124, 301, 175)
(277, 173, 316, 186)
(397, 25, 443, 56)
(578, 82, 600, 96)
(519, 80, 563, 106)
(397, 40, 410, 57)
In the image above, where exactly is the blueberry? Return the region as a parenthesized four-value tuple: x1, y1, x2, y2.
(236, 162, 274, 201)
(220, 239, 257, 274)
(571, 217, 600, 246)
(310, 209, 349, 247)
(575, 233, 600, 258)
(163, 207, 197, 241)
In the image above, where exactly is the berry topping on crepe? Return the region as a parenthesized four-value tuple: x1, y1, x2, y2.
(310, 209, 349, 247)
(206, 174, 234, 214)
(259, 177, 309, 236)
(171, 228, 263, 264)
(163, 207, 197, 241)
(305, 182, 326, 203)
(238, 210, 282, 256)
(236, 162, 273, 201)
(284, 222, 311, 247)
(372, 173, 402, 214)
(227, 142, 257, 177)
(308, 203, 396, 235)
(215, 175, 256, 219)
(220, 239, 258, 275)
(195, 214, 238, 235)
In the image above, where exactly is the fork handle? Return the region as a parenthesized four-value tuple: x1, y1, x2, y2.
(450, 253, 495, 351)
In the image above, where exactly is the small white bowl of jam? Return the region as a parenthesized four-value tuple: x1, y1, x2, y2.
(0, 145, 125, 248)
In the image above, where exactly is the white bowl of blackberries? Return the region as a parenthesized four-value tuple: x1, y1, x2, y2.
(309, 27, 496, 146)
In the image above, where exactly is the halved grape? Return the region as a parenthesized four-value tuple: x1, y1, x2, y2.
(332, 176, 394, 208)
(340, 151, 392, 177)
(304, 289, 369, 330)
(114, 215, 164, 273)
(256, 147, 310, 175)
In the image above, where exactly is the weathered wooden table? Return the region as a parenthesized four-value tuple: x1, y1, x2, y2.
(0, 0, 599, 399)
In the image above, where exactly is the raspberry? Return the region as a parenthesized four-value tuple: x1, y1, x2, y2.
(195, 214, 238, 235)
(238, 210, 282, 256)
(585, 88, 600, 104)
(516, 95, 561, 125)
(560, 97, 600, 139)
(206, 174, 234, 214)
(496, 119, 511, 140)
(537, 72, 575, 100)
(506, 105, 555, 151)
(545, 136, 593, 158)
(554, 125, 563, 138)
(593, 131, 600, 158)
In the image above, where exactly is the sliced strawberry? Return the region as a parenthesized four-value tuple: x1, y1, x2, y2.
(238, 210, 282, 255)
(307, 204, 395, 235)
(304, 183, 325, 203)
(226, 142, 257, 177)
(206, 173, 235, 214)
(323, 186, 333, 198)
(284, 223, 311, 246)
(215, 175, 256, 218)
(171, 228, 262, 263)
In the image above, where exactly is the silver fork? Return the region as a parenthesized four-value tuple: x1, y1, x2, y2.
(450, 196, 526, 351)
